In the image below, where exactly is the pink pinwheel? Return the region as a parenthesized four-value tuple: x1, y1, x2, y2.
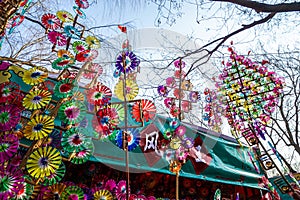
(41, 13, 60, 30)
(0, 104, 21, 131)
(48, 31, 67, 46)
(82, 63, 103, 79)
(0, 134, 19, 162)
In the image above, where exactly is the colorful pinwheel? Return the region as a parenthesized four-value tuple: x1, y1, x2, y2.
(26, 146, 62, 179)
(61, 127, 92, 153)
(0, 165, 24, 199)
(44, 129, 61, 148)
(75, 0, 89, 9)
(64, 25, 81, 39)
(93, 189, 113, 200)
(61, 186, 84, 200)
(174, 59, 186, 68)
(22, 66, 48, 86)
(131, 99, 156, 122)
(22, 89, 52, 110)
(114, 79, 139, 101)
(86, 84, 112, 106)
(42, 162, 66, 186)
(54, 78, 76, 98)
(0, 134, 19, 162)
(48, 183, 67, 199)
(115, 128, 140, 151)
(0, 104, 21, 131)
(0, 82, 20, 103)
(115, 180, 129, 200)
(52, 57, 75, 70)
(56, 10, 74, 23)
(48, 31, 67, 46)
(115, 51, 140, 74)
(85, 35, 100, 49)
(41, 13, 60, 30)
(75, 49, 98, 62)
(13, 176, 34, 200)
(58, 100, 86, 125)
(57, 49, 74, 59)
(110, 103, 125, 122)
(72, 41, 89, 54)
(23, 115, 54, 140)
(96, 108, 119, 131)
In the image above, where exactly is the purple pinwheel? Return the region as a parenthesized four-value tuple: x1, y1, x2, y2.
(115, 51, 140, 74)
(0, 134, 19, 163)
(0, 104, 21, 131)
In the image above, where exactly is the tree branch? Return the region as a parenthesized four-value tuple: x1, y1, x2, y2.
(212, 0, 300, 13)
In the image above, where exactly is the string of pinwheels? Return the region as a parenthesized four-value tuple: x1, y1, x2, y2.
(213, 45, 295, 196)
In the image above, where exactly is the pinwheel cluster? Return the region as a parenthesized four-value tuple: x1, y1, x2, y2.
(202, 88, 225, 133)
(41, 0, 101, 72)
(157, 59, 200, 118)
(215, 47, 284, 145)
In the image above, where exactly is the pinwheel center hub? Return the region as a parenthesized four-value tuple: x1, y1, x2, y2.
(60, 83, 72, 93)
(39, 157, 48, 166)
(0, 112, 9, 123)
(72, 135, 82, 145)
(0, 143, 9, 152)
(100, 116, 109, 125)
(32, 95, 42, 101)
(125, 87, 131, 94)
(94, 92, 103, 99)
(31, 71, 41, 78)
(33, 123, 43, 131)
(47, 19, 54, 24)
(2, 88, 10, 96)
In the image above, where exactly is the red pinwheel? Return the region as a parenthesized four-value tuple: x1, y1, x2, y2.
(0, 82, 20, 104)
(131, 99, 156, 122)
(48, 31, 67, 46)
(86, 84, 112, 106)
(75, 49, 98, 62)
(41, 13, 60, 30)
(75, 0, 89, 9)
(83, 63, 103, 79)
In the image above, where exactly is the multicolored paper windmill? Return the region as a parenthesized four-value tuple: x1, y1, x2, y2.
(0, 82, 20, 103)
(54, 78, 77, 98)
(48, 31, 67, 46)
(41, 13, 61, 30)
(114, 79, 139, 101)
(0, 104, 21, 131)
(115, 51, 140, 74)
(26, 146, 62, 179)
(0, 134, 19, 162)
(22, 66, 48, 86)
(58, 100, 86, 125)
(86, 83, 112, 106)
(42, 162, 66, 186)
(114, 128, 140, 151)
(22, 89, 52, 110)
(23, 115, 54, 140)
(0, 165, 24, 199)
(93, 189, 113, 200)
(61, 127, 92, 153)
(61, 186, 84, 200)
(56, 10, 74, 23)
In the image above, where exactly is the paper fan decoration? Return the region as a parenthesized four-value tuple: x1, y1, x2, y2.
(57, 49, 74, 59)
(22, 89, 52, 110)
(52, 57, 75, 70)
(42, 162, 66, 186)
(0, 104, 21, 131)
(115, 51, 140, 74)
(26, 146, 62, 179)
(131, 99, 156, 122)
(76, 49, 98, 62)
(14, 176, 34, 200)
(56, 10, 74, 22)
(114, 79, 139, 101)
(85, 35, 100, 49)
(41, 13, 60, 30)
(82, 63, 102, 79)
(0, 134, 19, 162)
(58, 100, 86, 125)
(111, 103, 125, 122)
(44, 129, 61, 148)
(48, 183, 67, 199)
(70, 146, 93, 164)
(96, 108, 119, 131)
(115, 128, 140, 151)
(93, 189, 113, 200)
(23, 115, 54, 140)
(54, 78, 76, 98)
(86, 84, 112, 106)
(48, 31, 67, 46)
(73, 6, 86, 19)
(22, 66, 48, 86)
(61, 127, 92, 153)
(0, 165, 24, 199)
(64, 25, 81, 39)
(0, 82, 20, 103)
(72, 41, 89, 54)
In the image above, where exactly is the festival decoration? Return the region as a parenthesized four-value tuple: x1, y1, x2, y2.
(23, 115, 54, 140)
(22, 66, 48, 86)
(0, 104, 21, 131)
(22, 89, 52, 110)
(0, 134, 19, 162)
